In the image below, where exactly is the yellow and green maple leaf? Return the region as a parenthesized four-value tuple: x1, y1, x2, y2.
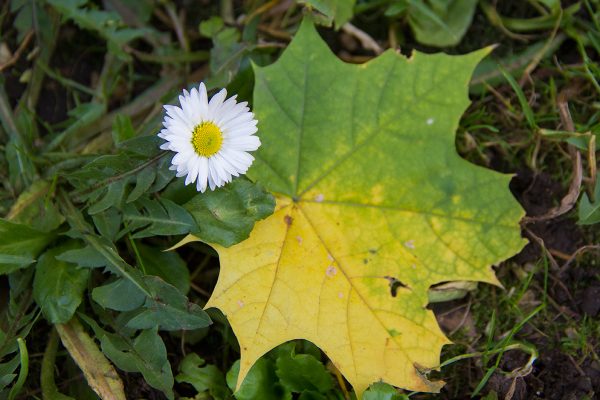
(203, 19, 527, 397)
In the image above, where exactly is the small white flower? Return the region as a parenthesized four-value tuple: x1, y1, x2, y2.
(158, 83, 261, 192)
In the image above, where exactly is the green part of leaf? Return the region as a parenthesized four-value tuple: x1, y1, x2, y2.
(7, 338, 28, 400)
(88, 180, 126, 215)
(407, 0, 477, 47)
(124, 197, 196, 238)
(298, 0, 356, 28)
(207, 27, 246, 88)
(56, 246, 107, 268)
(363, 382, 406, 399)
(199, 16, 225, 37)
(92, 278, 146, 312)
(5, 138, 36, 193)
(175, 353, 230, 399)
(10, 0, 34, 41)
(127, 167, 157, 203)
(46, 0, 149, 61)
(112, 114, 136, 146)
(298, 391, 328, 400)
(226, 359, 291, 400)
(126, 276, 211, 331)
(92, 208, 122, 242)
(33, 242, 90, 324)
(0, 219, 55, 275)
(184, 179, 275, 247)
(136, 243, 190, 293)
(275, 352, 334, 393)
(100, 328, 174, 400)
(578, 174, 600, 225)
(0, 355, 20, 391)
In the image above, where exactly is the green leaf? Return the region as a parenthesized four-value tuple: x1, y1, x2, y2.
(578, 174, 600, 225)
(199, 16, 225, 37)
(136, 243, 190, 294)
(112, 114, 136, 146)
(92, 208, 122, 242)
(184, 178, 275, 247)
(363, 382, 406, 400)
(226, 359, 291, 400)
(124, 197, 196, 238)
(175, 353, 230, 399)
(407, 0, 477, 47)
(99, 328, 174, 400)
(126, 276, 211, 331)
(46, 0, 149, 61)
(207, 27, 246, 88)
(0, 219, 55, 275)
(33, 242, 90, 324)
(92, 278, 146, 312)
(298, 0, 356, 28)
(56, 246, 107, 268)
(275, 351, 334, 393)
(127, 167, 157, 203)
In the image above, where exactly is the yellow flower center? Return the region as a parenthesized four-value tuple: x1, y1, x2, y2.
(191, 121, 223, 157)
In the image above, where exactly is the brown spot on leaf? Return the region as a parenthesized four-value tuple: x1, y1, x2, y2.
(284, 215, 293, 226)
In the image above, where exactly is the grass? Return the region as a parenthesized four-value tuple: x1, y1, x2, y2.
(1, 0, 599, 399)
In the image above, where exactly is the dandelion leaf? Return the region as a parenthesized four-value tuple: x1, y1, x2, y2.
(205, 20, 526, 397)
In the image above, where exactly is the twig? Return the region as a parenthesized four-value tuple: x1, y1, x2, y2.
(523, 90, 582, 223)
(559, 244, 600, 275)
(0, 30, 34, 73)
(341, 22, 383, 55)
(519, 10, 562, 86)
(522, 227, 559, 271)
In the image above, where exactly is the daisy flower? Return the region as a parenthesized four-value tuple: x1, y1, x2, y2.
(158, 83, 260, 192)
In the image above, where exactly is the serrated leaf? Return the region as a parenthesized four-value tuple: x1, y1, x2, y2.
(99, 328, 174, 399)
(33, 242, 90, 324)
(126, 167, 156, 203)
(126, 276, 211, 331)
(57, 246, 107, 268)
(124, 197, 196, 238)
(204, 20, 526, 396)
(92, 278, 146, 312)
(0, 219, 55, 275)
(137, 243, 190, 293)
(184, 179, 275, 247)
(92, 208, 122, 241)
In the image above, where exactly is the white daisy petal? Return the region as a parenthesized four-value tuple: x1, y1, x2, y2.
(228, 135, 261, 151)
(208, 89, 227, 115)
(196, 156, 209, 192)
(158, 83, 261, 192)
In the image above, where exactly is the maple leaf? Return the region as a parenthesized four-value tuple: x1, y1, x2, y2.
(203, 20, 526, 396)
